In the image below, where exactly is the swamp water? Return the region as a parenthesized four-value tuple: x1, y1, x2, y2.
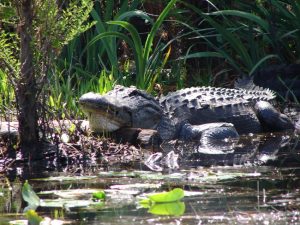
(0, 131, 300, 224)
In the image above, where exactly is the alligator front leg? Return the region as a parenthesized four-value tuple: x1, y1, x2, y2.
(179, 122, 240, 153)
(255, 101, 295, 131)
(180, 122, 239, 141)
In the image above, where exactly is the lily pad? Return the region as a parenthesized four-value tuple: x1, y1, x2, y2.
(187, 171, 261, 182)
(110, 183, 161, 190)
(22, 181, 40, 211)
(148, 202, 185, 216)
(33, 176, 97, 182)
(98, 171, 138, 177)
(39, 188, 102, 199)
(139, 172, 184, 180)
(9, 220, 28, 225)
(9, 217, 66, 225)
(148, 188, 185, 203)
(92, 191, 106, 200)
(40, 199, 97, 208)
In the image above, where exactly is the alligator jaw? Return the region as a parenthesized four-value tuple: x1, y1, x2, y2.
(79, 92, 131, 132)
(87, 111, 123, 132)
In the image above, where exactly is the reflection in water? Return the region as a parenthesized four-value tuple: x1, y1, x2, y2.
(0, 131, 299, 224)
(146, 202, 185, 216)
(156, 131, 300, 168)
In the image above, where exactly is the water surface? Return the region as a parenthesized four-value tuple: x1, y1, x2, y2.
(0, 132, 299, 224)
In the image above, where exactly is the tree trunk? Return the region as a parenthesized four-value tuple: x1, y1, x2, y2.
(17, 0, 39, 160)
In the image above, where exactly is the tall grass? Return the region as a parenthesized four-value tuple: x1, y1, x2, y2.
(48, 66, 115, 118)
(57, 0, 142, 91)
(179, 0, 300, 77)
(84, 0, 177, 92)
(50, 0, 300, 118)
(0, 69, 15, 119)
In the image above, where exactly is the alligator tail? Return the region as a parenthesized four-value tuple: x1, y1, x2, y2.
(235, 75, 276, 101)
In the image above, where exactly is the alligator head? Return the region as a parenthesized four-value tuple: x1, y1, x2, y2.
(79, 85, 162, 133)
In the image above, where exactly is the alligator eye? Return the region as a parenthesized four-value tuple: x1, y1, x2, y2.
(129, 90, 138, 96)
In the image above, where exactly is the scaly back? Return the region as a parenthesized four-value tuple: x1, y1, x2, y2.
(160, 86, 275, 113)
(158, 86, 276, 138)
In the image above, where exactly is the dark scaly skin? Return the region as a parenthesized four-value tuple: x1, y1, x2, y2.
(79, 86, 162, 132)
(79, 85, 296, 142)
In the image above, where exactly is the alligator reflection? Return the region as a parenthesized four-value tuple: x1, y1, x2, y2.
(145, 131, 300, 170)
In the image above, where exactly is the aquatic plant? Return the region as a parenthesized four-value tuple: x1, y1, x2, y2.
(84, 0, 177, 92)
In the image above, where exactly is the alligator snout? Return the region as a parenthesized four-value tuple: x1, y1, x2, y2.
(79, 92, 131, 132)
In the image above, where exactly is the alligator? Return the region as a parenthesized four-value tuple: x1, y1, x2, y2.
(79, 85, 296, 143)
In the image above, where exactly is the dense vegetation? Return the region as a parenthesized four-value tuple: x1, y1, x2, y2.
(0, 0, 299, 160)
(49, 0, 300, 116)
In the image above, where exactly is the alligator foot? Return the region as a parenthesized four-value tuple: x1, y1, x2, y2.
(180, 122, 239, 140)
(255, 101, 295, 131)
(179, 122, 240, 153)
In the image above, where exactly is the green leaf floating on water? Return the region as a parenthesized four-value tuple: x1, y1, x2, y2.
(92, 191, 106, 200)
(139, 198, 152, 208)
(22, 180, 40, 211)
(25, 210, 43, 225)
(148, 202, 185, 216)
(139, 189, 186, 216)
(149, 188, 184, 203)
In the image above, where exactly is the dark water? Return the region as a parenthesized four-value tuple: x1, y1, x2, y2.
(0, 132, 300, 224)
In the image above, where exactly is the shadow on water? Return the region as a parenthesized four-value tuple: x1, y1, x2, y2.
(0, 131, 300, 224)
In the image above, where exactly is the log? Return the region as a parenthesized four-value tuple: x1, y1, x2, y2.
(137, 129, 160, 149)
(113, 127, 141, 144)
(114, 128, 161, 149)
